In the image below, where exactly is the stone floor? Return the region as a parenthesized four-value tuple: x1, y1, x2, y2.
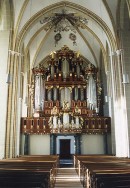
(54, 168, 83, 188)
(59, 159, 73, 167)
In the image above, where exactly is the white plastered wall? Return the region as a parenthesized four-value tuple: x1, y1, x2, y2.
(81, 135, 105, 154)
(29, 135, 50, 155)
(20, 134, 112, 155)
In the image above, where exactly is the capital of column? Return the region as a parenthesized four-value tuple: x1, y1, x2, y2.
(111, 49, 123, 56)
(116, 49, 123, 55)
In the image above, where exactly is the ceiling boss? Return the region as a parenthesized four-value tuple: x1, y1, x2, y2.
(40, 9, 88, 46)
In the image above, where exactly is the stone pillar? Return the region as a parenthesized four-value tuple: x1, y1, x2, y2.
(110, 49, 129, 157)
(75, 134, 81, 154)
(50, 134, 56, 155)
(2, 0, 20, 159)
(119, 6, 130, 157)
(104, 133, 108, 154)
(24, 134, 29, 155)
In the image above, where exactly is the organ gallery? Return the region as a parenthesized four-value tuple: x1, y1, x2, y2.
(21, 46, 111, 153)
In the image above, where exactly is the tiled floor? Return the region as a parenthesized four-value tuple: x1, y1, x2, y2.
(54, 168, 83, 188)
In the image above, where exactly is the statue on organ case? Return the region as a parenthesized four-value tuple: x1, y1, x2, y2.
(74, 105, 81, 114)
(62, 100, 69, 110)
(51, 106, 58, 115)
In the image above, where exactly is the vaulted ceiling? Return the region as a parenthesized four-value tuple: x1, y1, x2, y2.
(11, 0, 120, 71)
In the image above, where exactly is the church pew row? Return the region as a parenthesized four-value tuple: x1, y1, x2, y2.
(0, 155, 59, 188)
(95, 174, 130, 188)
(84, 165, 130, 188)
(0, 171, 50, 188)
(74, 155, 130, 188)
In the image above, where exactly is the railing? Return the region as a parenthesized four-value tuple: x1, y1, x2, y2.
(82, 117, 111, 134)
(21, 117, 111, 134)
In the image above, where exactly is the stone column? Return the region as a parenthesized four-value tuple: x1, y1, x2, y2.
(24, 134, 30, 155)
(120, 15, 130, 157)
(103, 133, 108, 154)
(74, 134, 81, 154)
(110, 49, 129, 157)
(3, 0, 20, 159)
(50, 134, 56, 155)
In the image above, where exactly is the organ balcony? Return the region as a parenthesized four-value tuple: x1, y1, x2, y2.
(21, 117, 111, 134)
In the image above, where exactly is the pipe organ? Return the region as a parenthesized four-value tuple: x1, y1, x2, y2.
(21, 46, 111, 134)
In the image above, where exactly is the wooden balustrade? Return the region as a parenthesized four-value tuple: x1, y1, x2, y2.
(21, 117, 111, 134)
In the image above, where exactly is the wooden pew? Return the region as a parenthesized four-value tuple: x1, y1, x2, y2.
(0, 155, 59, 188)
(74, 155, 130, 188)
(0, 170, 50, 188)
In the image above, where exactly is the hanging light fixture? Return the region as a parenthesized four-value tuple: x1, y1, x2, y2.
(6, 73, 12, 84)
(119, 49, 129, 84)
(121, 49, 129, 84)
(122, 74, 129, 84)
